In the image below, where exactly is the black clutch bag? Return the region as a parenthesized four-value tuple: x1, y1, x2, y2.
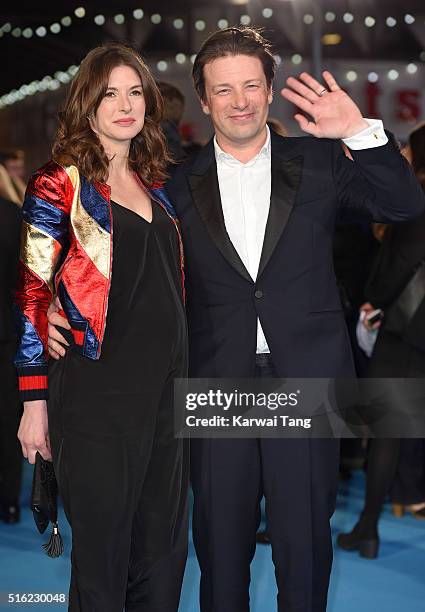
(385, 260, 425, 336)
(31, 452, 64, 558)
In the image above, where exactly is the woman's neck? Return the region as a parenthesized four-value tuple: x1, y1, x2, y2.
(100, 137, 131, 181)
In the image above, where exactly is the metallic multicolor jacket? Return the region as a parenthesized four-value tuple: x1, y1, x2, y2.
(14, 160, 184, 402)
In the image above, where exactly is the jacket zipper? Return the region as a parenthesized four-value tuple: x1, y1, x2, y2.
(97, 183, 113, 358)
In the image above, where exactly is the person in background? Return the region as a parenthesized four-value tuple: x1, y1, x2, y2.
(14, 43, 188, 611)
(180, 122, 203, 157)
(158, 81, 187, 164)
(0, 149, 26, 202)
(0, 162, 23, 523)
(338, 121, 425, 559)
(266, 116, 288, 137)
(0, 163, 24, 207)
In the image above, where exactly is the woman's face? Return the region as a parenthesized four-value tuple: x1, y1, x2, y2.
(90, 64, 146, 148)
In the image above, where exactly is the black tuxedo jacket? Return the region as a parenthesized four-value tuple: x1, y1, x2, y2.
(166, 131, 425, 378)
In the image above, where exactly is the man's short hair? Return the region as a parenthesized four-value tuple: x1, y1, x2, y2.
(158, 82, 185, 125)
(192, 27, 276, 102)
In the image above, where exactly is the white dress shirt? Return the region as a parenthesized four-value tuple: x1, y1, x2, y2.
(214, 119, 388, 354)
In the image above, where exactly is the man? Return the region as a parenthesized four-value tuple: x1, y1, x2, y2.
(158, 81, 187, 163)
(48, 28, 424, 611)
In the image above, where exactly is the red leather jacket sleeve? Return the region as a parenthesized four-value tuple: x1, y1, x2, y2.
(14, 161, 74, 401)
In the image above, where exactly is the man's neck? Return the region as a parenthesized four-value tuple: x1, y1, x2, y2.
(215, 127, 268, 164)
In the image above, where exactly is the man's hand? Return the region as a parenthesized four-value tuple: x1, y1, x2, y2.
(281, 71, 368, 139)
(360, 302, 382, 331)
(47, 298, 70, 359)
(18, 400, 52, 464)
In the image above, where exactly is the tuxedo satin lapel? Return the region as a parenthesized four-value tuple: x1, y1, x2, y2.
(257, 154, 303, 278)
(188, 162, 252, 283)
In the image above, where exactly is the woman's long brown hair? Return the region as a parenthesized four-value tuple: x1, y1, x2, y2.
(52, 43, 171, 185)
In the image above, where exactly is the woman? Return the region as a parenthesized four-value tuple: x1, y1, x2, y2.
(14, 43, 188, 610)
(337, 122, 425, 558)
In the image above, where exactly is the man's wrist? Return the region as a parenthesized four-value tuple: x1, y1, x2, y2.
(341, 118, 388, 150)
(341, 119, 369, 139)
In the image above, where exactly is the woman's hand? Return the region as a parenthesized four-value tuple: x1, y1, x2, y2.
(47, 298, 70, 359)
(18, 400, 52, 463)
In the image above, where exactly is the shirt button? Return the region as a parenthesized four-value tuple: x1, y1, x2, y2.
(254, 290, 263, 299)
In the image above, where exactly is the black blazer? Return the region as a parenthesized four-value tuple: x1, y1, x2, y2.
(366, 189, 425, 353)
(166, 132, 425, 378)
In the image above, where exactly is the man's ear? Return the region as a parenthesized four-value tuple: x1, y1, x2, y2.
(268, 87, 273, 105)
(200, 97, 210, 115)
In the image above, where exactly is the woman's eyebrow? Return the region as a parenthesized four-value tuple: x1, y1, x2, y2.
(106, 84, 142, 90)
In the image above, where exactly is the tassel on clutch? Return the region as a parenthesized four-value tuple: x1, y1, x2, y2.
(31, 452, 64, 558)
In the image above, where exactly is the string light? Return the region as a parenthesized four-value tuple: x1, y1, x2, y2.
(133, 9, 144, 20)
(2, 55, 422, 111)
(173, 18, 184, 29)
(2, 9, 423, 43)
(0, 65, 79, 109)
(407, 63, 418, 74)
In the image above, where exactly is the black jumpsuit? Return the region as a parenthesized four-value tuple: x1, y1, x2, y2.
(48, 200, 189, 612)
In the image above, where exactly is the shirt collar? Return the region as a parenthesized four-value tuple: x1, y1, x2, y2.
(214, 125, 271, 166)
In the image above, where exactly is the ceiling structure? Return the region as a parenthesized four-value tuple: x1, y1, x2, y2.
(1, 0, 425, 99)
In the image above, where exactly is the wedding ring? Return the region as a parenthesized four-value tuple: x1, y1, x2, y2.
(318, 89, 327, 97)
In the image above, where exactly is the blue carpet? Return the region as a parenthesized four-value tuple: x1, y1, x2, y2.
(1, 466, 425, 611)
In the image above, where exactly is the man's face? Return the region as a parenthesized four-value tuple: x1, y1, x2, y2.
(201, 54, 272, 148)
